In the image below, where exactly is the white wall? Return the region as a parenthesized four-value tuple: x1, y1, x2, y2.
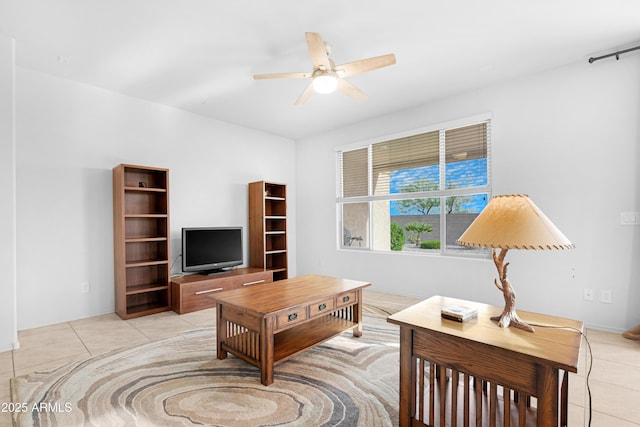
(0, 34, 18, 352)
(296, 56, 640, 332)
(16, 68, 296, 330)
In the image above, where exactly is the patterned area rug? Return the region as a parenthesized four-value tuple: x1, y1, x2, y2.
(11, 308, 400, 426)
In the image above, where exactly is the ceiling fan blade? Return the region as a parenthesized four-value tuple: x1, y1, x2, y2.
(305, 32, 331, 71)
(335, 53, 397, 77)
(336, 78, 368, 102)
(253, 72, 311, 80)
(294, 83, 315, 106)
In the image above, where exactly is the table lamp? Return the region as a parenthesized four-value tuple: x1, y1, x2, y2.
(456, 194, 574, 332)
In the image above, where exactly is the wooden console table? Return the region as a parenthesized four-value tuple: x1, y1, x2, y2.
(387, 296, 583, 427)
(216, 274, 371, 385)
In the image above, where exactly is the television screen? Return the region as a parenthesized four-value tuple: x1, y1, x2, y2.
(182, 227, 243, 274)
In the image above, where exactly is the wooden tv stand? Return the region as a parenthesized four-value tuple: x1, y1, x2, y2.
(215, 274, 371, 386)
(170, 267, 273, 314)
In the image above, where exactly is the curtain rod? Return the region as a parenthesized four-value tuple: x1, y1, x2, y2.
(588, 45, 640, 63)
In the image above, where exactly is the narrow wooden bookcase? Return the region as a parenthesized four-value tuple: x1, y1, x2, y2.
(113, 164, 170, 319)
(248, 181, 288, 281)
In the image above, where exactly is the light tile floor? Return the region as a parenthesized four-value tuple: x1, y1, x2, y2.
(0, 290, 638, 426)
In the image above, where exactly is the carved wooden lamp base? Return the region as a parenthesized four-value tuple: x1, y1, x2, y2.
(491, 309, 535, 333)
(491, 248, 535, 333)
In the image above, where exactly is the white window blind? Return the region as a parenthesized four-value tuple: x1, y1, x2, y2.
(339, 148, 369, 198)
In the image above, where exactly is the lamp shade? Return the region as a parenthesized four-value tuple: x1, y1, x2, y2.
(456, 194, 574, 250)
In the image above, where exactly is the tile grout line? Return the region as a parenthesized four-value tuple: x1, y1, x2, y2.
(68, 321, 92, 356)
(125, 319, 162, 343)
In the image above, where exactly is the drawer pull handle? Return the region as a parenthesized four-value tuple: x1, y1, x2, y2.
(288, 313, 298, 322)
(318, 303, 327, 311)
(342, 296, 350, 303)
(195, 287, 223, 295)
(243, 279, 266, 286)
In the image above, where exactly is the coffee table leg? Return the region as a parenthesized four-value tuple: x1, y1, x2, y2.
(260, 319, 275, 385)
(216, 303, 227, 360)
(353, 323, 363, 337)
(353, 292, 363, 337)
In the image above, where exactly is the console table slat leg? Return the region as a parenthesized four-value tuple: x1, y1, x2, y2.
(504, 387, 511, 427)
(451, 369, 459, 426)
(475, 377, 482, 427)
(464, 373, 470, 427)
(490, 382, 497, 427)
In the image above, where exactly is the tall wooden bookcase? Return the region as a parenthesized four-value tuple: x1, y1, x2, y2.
(113, 164, 170, 319)
(249, 181, 288, 281)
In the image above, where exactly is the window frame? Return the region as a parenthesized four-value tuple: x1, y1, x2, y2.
(336, 113, 492, 257)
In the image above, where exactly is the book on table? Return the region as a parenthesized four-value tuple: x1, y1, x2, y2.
(441, 305, 478, 322)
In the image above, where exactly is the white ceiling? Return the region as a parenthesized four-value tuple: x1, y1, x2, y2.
(1, 0, 639, 140)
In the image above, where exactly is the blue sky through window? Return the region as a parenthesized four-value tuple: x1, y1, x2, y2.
(390, 159, 488, 215)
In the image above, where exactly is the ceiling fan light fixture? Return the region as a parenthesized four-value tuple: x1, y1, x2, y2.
(253, 32, 396, 104)
(312, 72, 338, 94)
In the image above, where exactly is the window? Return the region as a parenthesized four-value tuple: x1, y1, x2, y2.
(337, 117, 491, 256)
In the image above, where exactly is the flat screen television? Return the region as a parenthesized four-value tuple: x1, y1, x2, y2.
(182, 227, 243, 274)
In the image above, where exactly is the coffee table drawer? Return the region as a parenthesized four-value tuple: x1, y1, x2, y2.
(309, 298, 335, 318)
(337, 290, 357, 307)
(276, 306, 309, 330)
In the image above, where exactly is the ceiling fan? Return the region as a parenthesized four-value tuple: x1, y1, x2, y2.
(253, 32, 396, 105)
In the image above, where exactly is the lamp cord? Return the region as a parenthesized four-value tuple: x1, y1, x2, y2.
(529, 323, 593, 427)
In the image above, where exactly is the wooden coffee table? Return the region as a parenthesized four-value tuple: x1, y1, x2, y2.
(215, 274, 371, 385)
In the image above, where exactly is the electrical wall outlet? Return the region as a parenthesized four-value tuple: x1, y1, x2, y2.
(620, 212, 640, 225)
(81, 281, 90, 293)
(583, 288, 594, 301)
(600, 290, 612, 304)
